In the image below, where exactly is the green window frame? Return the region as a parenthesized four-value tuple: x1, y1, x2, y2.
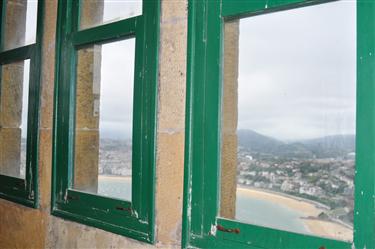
(183, 0, 375, 248)
(51, 0, 159, 243)
(0, 0, 44, 208)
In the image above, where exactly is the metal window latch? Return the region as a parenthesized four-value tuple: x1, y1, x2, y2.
(67, 195, 79, 201)
(216, 224, 240, 234)
(115, 206, 132, 212)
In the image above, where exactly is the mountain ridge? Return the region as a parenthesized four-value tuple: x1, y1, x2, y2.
(237, 129, 355, 159)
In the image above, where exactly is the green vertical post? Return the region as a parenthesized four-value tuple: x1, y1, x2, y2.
(354, 1, 375, 248)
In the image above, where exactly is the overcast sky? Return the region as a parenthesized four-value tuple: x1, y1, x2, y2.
(20, 0, 356, 141)
(236, 0, 356, 141)
(97, 0, 141, 139)
(21, 0, 141, 139)
(99, 39, 135, 139)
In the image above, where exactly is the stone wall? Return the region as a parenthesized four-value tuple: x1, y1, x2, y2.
(220, 21, 240, 220)
(0, 0, 188, 248)
(0, 0, 27, 178)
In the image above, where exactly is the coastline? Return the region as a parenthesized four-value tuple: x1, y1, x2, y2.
(237, 186, 352, 241)
(99, 174, 132, 181)
(98, 175, 352, 241)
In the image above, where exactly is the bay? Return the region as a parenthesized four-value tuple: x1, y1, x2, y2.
(98, 176, 309, 235)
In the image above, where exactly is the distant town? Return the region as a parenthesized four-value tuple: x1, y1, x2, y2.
(95, 129, 354, 226)
(98, 139, 132, 176)
(236, 129, 355, 226)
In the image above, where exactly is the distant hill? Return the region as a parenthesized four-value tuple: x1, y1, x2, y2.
(237, 129, 355, 159)
(301, 135, 355, 158)
(237, 129, 284, 152)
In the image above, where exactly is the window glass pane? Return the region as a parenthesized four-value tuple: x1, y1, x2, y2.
(74, 39, 135, 201)
(79, 0, 142, 30)
(2, 0, 38, 51)
(0, 60, 30, 179)
(220, 1, 355, 242)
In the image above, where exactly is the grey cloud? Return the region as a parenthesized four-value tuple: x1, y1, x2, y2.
(236, 1, 356, 141)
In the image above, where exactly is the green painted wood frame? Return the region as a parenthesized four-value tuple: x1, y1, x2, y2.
(0, 0, 44, 208)
(183, 0, 375, 248)
(51, 0, 159, 243)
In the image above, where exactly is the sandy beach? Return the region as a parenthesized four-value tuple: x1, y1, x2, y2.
(237, 187, 352, 241)
(97, 176, 352, 241)
(99, 175, 131, 181)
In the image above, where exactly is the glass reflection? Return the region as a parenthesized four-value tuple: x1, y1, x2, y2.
(80, 0, 142, 30)
(220, 1, 355, 242)
(74, 39, 135, 201)
(3, 0, 38, 51)
(0, 60, 30, 179)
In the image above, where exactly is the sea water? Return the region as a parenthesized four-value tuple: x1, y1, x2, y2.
(236, 191, 309, 234)
(98, 176, 309, 235)
(98, 176, 132, 201)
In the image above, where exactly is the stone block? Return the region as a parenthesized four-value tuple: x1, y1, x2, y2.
(156, 132, 185, 244)
(0, 62, 25, 127)
(220, 134, 238, 219)
(3, 0, 27, 50)
(0, 128, 21, 178)
(74, 130, 99, 193)
(220, 20, 240, 219)
(222, 20, 239, 134)
(79, 0, 104, 30)
(75, 46, 102, 129)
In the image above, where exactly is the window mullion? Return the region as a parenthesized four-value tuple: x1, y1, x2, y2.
(221, 0, 335, 19)
(0, 44, 35, 65)
(71, 17, 138, 48)
(184, 0, 358, 248)
(52, 0, 159, 243)
(0, 0, 43, 208)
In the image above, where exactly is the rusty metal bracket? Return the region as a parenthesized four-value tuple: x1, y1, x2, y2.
(216, 224, 240, 234)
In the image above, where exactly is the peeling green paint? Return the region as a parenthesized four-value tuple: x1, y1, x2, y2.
(0, 0, 44, 208)
(183, 0, 373, 248)
(51, 0, 160, 243)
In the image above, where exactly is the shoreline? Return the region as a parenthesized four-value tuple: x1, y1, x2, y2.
(237, 185, 331, 210)
(98, 175, 352, 241)
(99, 175, 132, 180)
(237, 186, 352, 241)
